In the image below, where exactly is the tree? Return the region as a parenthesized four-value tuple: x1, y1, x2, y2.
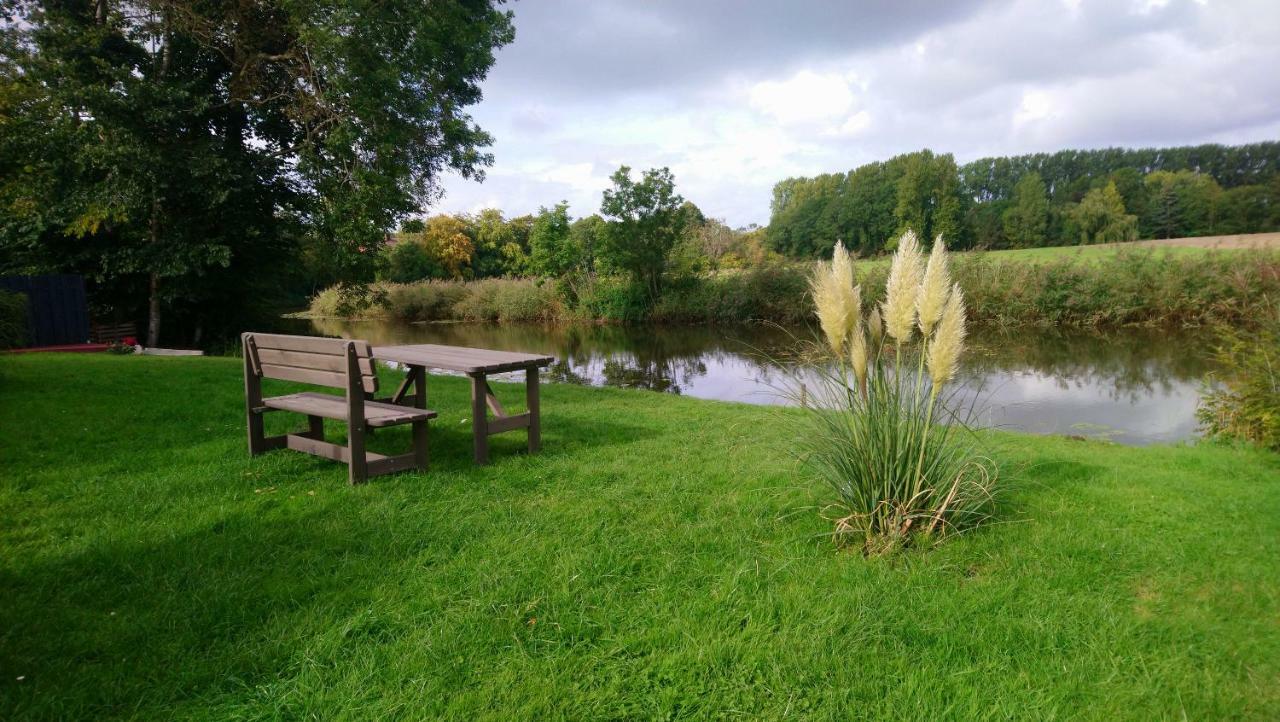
(527, 203, 578, 276)
(420, 215, 474, 279)
(0, 0, 513, 345)
(599, 166, 687, 296)
(1002, 172, 1050, 247)
(384, 240, 442, 283)
(569, 215, 607, 274)
(695, 218, 737, 271)
(1216, 184, 1278, 235)
(469, 208, 519, 278)
(1141, 170, 1222, 239)
(1066, 182, 1138, 244)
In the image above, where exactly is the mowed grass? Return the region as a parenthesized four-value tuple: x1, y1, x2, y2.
(966, 232, 1280, 263)
(2, 354, 1278, 719)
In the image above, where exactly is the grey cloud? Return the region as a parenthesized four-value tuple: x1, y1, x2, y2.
(439, 0, 1280, 226)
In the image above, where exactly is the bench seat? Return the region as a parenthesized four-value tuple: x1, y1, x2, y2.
(262, 392, 437, 428)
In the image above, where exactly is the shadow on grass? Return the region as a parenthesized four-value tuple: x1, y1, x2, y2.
(0, 505, 450, 717)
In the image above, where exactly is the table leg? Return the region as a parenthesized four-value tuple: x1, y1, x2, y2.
(412, 366, 426, 409)
(526, 366, 541, 453)
(470, 373, 489, 465)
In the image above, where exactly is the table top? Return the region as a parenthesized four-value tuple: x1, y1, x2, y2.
(372, 343, 555, 375)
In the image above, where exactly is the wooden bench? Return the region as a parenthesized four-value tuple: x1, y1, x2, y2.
(242, 333, 437, 484)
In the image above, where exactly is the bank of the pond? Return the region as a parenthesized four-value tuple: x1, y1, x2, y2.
(3, 354, 1279, 718)
(310, 248, 1280, 328)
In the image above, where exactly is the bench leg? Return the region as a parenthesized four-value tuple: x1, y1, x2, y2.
(348, 421, 368, 485)
(247, 410, 266, 456)
(412, 419, 428, 471)
(470, 373, 489, 465)
(307, 415, 324, 440)
(526, 367, 541, 453)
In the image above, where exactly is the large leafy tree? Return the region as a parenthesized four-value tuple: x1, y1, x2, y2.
(1066, 181, 1138, 245)
(527, 202, 578, 277)
(599, 166, 687, 297)
(1002, 172, 1050, 247)
(0, 0, 513, 345)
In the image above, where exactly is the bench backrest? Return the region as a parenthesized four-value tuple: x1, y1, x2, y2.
(242, 333, 378, 395)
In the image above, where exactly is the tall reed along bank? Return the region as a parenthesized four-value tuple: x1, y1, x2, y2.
(310, 248, 1280, 329)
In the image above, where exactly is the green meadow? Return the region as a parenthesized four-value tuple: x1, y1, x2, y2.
(2, 354, 1278, 719)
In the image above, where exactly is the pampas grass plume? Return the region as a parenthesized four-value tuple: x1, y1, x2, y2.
(850, 325, 868, 389)
(917, 236, 951, 337)
(927, 283, 967, 387)
(811, 241, 859, 355)
(884, 230, 924, 343)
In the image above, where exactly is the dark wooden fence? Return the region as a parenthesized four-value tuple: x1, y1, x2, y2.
(0, 275, 90, 347)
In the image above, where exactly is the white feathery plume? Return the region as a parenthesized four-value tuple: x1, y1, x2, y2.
(917, 236, 951, 337)
(927, 283, 967, 387)
(883, 229, 924, 343)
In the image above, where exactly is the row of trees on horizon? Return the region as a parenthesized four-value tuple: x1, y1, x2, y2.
(382, 142, 1280, 289)
(768, 143, 1280, 257)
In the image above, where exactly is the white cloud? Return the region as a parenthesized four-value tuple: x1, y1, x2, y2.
(748, 70, 858, 125)
(435, 0, 1280, 226)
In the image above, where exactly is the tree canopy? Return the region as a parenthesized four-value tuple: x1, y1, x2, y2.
(767, 142, 1280, 257)
(599, 166, 688, 296)
(0, 0, 513, 344)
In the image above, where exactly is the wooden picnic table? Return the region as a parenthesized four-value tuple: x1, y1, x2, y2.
(371, 344, 555, 465)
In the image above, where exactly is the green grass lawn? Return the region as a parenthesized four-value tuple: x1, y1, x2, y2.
(2, 354, 1278, 719)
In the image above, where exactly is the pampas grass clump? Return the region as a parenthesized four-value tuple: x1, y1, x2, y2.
(795, 231, 997, 554)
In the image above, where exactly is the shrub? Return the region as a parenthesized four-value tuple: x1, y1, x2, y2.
(1198, 304, 1280, 451)
(0, 290, 29, 348)
(381, 281, 469, 321)
(792, 235, 997, 554)
(575, 275, 651, 322)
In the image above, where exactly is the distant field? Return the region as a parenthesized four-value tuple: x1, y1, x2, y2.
(976, 232, 1280, 262)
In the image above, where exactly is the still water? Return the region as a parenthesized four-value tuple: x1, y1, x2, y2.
(306, 318, 1215, 445)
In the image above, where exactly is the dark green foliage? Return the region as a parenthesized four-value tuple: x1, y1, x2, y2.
(0, 289, 28, 348)
(0, 0, 513, 346)
(770, 142, 1280, 257)
(1002, 172, 1050, 247)
(1199, 305, 1280, 451)
(528, 203, 579, 277)
(1064, 182, 1138, 245)
(600, 166, 688, 296)
(384, 241, 445, 283)
(767, 150, 966, 258)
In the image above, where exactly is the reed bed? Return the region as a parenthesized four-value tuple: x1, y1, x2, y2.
(309, 247, 1280, 328)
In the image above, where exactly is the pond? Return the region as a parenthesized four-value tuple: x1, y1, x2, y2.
(304, 317, 1217, 446)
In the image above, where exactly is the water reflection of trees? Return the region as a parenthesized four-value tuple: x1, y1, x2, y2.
(309, 317, 789, 394)
(961, 326, 1212, 403)
(307, 317, 1215, 404)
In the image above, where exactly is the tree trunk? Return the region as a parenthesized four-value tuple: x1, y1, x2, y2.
(147, 273, 161, 347)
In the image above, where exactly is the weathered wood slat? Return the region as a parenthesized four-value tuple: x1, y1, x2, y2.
(251, 333, 371, 357)
(484, 381, 507, 417)
(263, 392, 436, 427)
(367, 453, 421, 476)
(258, 363, 350, 389)
(372, 343, 554, 374)
(285, 434, 394, 464)
(487, 412, 531, 435)
(257, 348, 375, 376)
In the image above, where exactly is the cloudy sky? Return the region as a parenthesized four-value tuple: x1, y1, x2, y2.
(435, 0, 1280, 227)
